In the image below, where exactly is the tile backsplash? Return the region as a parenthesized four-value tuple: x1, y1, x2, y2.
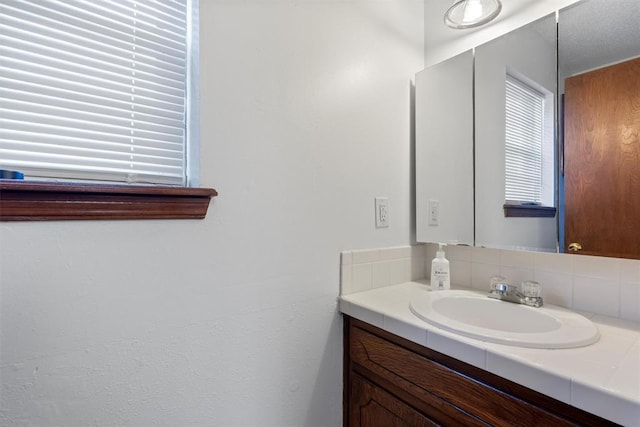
(340, 243, 640, 322)
(340, 245, 425, 295)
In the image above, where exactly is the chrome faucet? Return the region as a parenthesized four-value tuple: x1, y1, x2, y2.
(488, 281, 543, 308)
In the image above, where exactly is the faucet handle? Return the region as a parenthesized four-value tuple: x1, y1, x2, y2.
(522, 281, 541, 298)
(493, 283, 509, 293)
(489, 275, 507, 291)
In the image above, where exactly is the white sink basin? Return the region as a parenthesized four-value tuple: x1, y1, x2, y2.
(410, 290, 599, 349)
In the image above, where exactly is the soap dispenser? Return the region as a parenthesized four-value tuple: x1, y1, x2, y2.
(430, 243, 450, 291)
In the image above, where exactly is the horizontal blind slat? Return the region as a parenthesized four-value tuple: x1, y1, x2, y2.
(1, 130, 184, 153)
(1, 15, 186, 76)
(1, 119, 184, 145)
(2, 56, 185, 105)
(1, 78, 184, 119)
(1, 38, 184, 94)
(1, 86, 183, 124)
(3, 1, 187, 55)
(1, 94, 184, 129)
(2, 147, 184, 169)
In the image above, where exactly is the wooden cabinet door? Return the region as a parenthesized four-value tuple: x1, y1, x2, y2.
(564, 57, 640, 259)
(350, 374, 437, 427)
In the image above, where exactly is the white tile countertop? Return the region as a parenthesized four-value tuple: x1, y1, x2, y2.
(340, 281, 640, 426)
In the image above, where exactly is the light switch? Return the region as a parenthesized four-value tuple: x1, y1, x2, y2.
(429, 199, 439, 226)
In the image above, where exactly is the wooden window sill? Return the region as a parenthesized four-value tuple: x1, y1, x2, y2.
(503, 204, 556, 218)
(0, 180, 217, 221)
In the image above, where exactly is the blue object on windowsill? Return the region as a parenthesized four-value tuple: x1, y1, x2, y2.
(0, 170, 25, 179)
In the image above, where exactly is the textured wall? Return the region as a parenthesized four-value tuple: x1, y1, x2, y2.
(0, 1, 424, 425)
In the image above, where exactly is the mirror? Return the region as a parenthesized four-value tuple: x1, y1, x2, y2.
(558, 0, 640, 259)
(416, 0, 640, 259)
(415, 51, 474, 246)
(474, 14, 557, 252)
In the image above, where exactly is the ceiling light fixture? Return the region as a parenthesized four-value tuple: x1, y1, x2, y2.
(444, 0, 502, 29)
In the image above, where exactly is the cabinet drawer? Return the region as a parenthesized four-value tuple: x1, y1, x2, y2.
(349, 324, 576, 426)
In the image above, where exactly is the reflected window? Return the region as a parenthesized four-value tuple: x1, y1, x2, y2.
(504, 72, 554, 207)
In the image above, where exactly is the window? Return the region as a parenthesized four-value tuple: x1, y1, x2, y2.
(0, 0, 215, 221)
(1, 0, 197, 185)
(503, 72, 555, 217)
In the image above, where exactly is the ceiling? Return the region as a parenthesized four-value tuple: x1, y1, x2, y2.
(425, 0, 639, 73)
(559, 0, 640, 76)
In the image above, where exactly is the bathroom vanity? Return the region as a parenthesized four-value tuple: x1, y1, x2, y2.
(340, 282, 640, 426)
(345, 317, 614, 426)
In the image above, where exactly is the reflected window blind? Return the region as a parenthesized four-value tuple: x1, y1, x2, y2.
(504, 74, 544, 204)
(0, 0, 189, 185)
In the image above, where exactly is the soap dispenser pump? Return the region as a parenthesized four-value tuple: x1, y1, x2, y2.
(430, 243, 450, 291)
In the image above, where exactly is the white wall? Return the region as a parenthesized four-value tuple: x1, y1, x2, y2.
(0, 1, 424, 425)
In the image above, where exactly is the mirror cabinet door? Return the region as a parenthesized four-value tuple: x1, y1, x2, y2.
(415, 50, 474, 246)
(559, 0, 640, 259)
(474, 14, 557, 252)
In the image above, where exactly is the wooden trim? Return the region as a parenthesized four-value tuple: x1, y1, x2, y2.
(343, 316, 352, 427)
(0, 180, 217, 221)
(503, 204, 556, 218)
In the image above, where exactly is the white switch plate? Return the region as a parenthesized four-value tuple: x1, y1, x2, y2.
(375, 197, 389, 228)
(428, 199, 439, 226)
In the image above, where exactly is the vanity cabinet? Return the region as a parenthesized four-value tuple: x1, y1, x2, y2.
(344, 316, 617, 427)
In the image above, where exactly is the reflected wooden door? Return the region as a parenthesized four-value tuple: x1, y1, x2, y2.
(564, 57, 640, 259)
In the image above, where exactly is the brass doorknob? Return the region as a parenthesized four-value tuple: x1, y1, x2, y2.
(568, 242, 583, 252)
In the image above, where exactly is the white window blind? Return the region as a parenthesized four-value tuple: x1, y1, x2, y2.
(504, 73, 544, 204)
(0, 0, 190, 185)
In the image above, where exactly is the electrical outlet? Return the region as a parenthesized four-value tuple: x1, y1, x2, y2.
(375, 197, 389, 228)
(428, 199, 439, 226)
